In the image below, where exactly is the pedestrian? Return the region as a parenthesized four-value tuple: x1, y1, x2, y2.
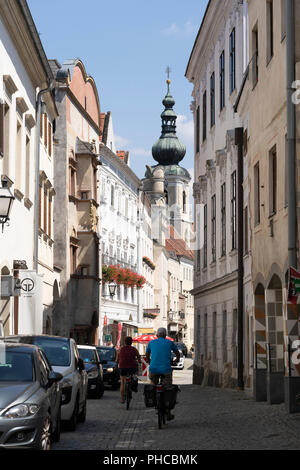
(116, 336, 141, 404)
(146, 327, 180, 420)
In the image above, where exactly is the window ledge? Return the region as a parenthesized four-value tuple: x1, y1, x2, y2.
(24, 197, 33, 209)
(14, 188, 24, 201)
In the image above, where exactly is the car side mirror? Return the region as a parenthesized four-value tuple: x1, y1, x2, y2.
(78, 357, 85, 372)
(48, 371, 63, 386)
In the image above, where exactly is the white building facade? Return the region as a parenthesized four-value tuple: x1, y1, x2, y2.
(99, 122, 141, 345)
(186, 0, 251, 387)
(0, 0, 56, 336)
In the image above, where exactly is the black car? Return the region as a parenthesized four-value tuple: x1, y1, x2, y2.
(175, 342, 188, 357)
(0, 343, 62, 450)
(96, 346, 120, 390)
(78, 345, 104, 399)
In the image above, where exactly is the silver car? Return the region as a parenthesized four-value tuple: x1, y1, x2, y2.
(5, 335, 88, 431)
(0, 342, 62, 449)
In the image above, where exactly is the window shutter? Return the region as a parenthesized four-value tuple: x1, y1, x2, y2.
(48, 122, 52, 156)
(0, 103, 4, 157)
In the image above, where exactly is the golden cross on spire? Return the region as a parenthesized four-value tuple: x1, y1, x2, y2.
(166, 66, 171, 91)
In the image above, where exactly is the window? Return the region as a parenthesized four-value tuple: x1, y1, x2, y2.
(222, 310, 227, 362)
(266, 0, 274, 63)
(39, 184, 42, 228)
(244, 206, 249, 254)
(254, 162, 260, 225)
(203, 205, 207, 268)
(232, 309, 238, 368)
(183, 191, 186, 213)
(3, 103, 10, 175)
(25, 136, 30, 199)
(79, 266, 89, 276)
(211, 195, 216, 262)
(196, 106, 200, 153)
(229, 28, 236, 94)
(231, 171, 237, 250)
(81, 191, 89, 200)
(69, 167, 76, 197)
(70, 244, 77, 274)
(269, 146, 277, 215)
(15, 121, 22, 190)
(202, 90, 207, 142)
(204, 313, 208, 360)
(48, 122, 52, 157)
(43, 188, 47, 233)
(111, 185, 115, 207)
(213, 312, 217, 362)
(210, 72, 215, 128)
(48, 196, 52, 238)
(221, 183, 226, 257)
(219, 50, 225, 111)
(94, 169, 97, 200)
(252, 26, 259, 86)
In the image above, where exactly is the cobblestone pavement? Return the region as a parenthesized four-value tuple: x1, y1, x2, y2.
(54, 360, 300, 450)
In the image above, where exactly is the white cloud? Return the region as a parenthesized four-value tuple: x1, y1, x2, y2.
(162, 23, 180, 36)
(114, 134, 130, 148)
(129, 147, 151, 157)
(184, 21, 197, 35)
(176, 114, 194, 147)
(162, 21, 197, 36)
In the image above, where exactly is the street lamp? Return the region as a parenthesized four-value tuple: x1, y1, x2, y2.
(0, 179, 14, 232)
(108, 280, 117, 298)
(168, 308, 174, 322)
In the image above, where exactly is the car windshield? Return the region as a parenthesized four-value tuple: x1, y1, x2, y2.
(32, 338, 71, 367)
(97, 348, 115, 362)
(0, 350, 34, 382)
(78, 348, 96, 364)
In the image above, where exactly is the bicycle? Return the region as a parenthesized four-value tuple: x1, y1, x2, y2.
(155, 375, 167, 429)
(124, 372, 137, 410)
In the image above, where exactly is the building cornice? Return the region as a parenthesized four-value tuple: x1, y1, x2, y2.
(191, 269, 238, 296)
(100, 143, 141, 189)
(0, 0, 52, 88)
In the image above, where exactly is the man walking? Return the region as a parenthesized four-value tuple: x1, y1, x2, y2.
(146, 327, 180, 420)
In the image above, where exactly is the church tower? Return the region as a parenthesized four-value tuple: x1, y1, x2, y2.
(143, 74, 193, 244)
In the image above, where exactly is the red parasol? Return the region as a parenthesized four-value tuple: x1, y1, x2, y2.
(132, 334, 174, 343)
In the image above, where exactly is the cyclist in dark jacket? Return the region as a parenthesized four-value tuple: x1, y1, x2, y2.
(116, 336, 141, 403)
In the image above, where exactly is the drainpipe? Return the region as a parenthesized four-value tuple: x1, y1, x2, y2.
(33, 81, 55, 272)
(286, 0, 297, 269)
(235, 127, 244, 390)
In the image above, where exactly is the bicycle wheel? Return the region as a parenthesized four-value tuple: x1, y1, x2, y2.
(126, 383, 131, 410)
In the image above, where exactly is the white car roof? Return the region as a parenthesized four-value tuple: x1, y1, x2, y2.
(77, 345, 96, 350)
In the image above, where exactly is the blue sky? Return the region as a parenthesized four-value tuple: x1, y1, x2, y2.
(28, 0, 209, 179)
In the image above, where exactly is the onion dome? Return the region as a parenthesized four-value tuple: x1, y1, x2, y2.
(152, 79, 186, 166)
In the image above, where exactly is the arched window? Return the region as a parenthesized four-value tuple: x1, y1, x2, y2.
(183, 191, 187, 213)
(111, 185, 115, 207)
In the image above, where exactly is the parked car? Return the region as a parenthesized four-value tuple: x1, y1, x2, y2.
(4, 335, 88, 431)
(96, 346, 120, 390)
(171, 350, 185, 370)
(78, 345, 104, 399)
(0, 322, 4, 337)
(175, 342, 188, 357)
(0, 342, 62, 450)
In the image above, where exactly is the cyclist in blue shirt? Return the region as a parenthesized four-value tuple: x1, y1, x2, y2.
(146, 327, 180, 420)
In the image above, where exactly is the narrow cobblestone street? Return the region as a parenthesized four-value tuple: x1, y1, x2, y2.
(54, 360, 300, 450)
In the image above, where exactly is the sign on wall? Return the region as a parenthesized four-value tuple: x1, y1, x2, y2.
(18, 271, 43, 335)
